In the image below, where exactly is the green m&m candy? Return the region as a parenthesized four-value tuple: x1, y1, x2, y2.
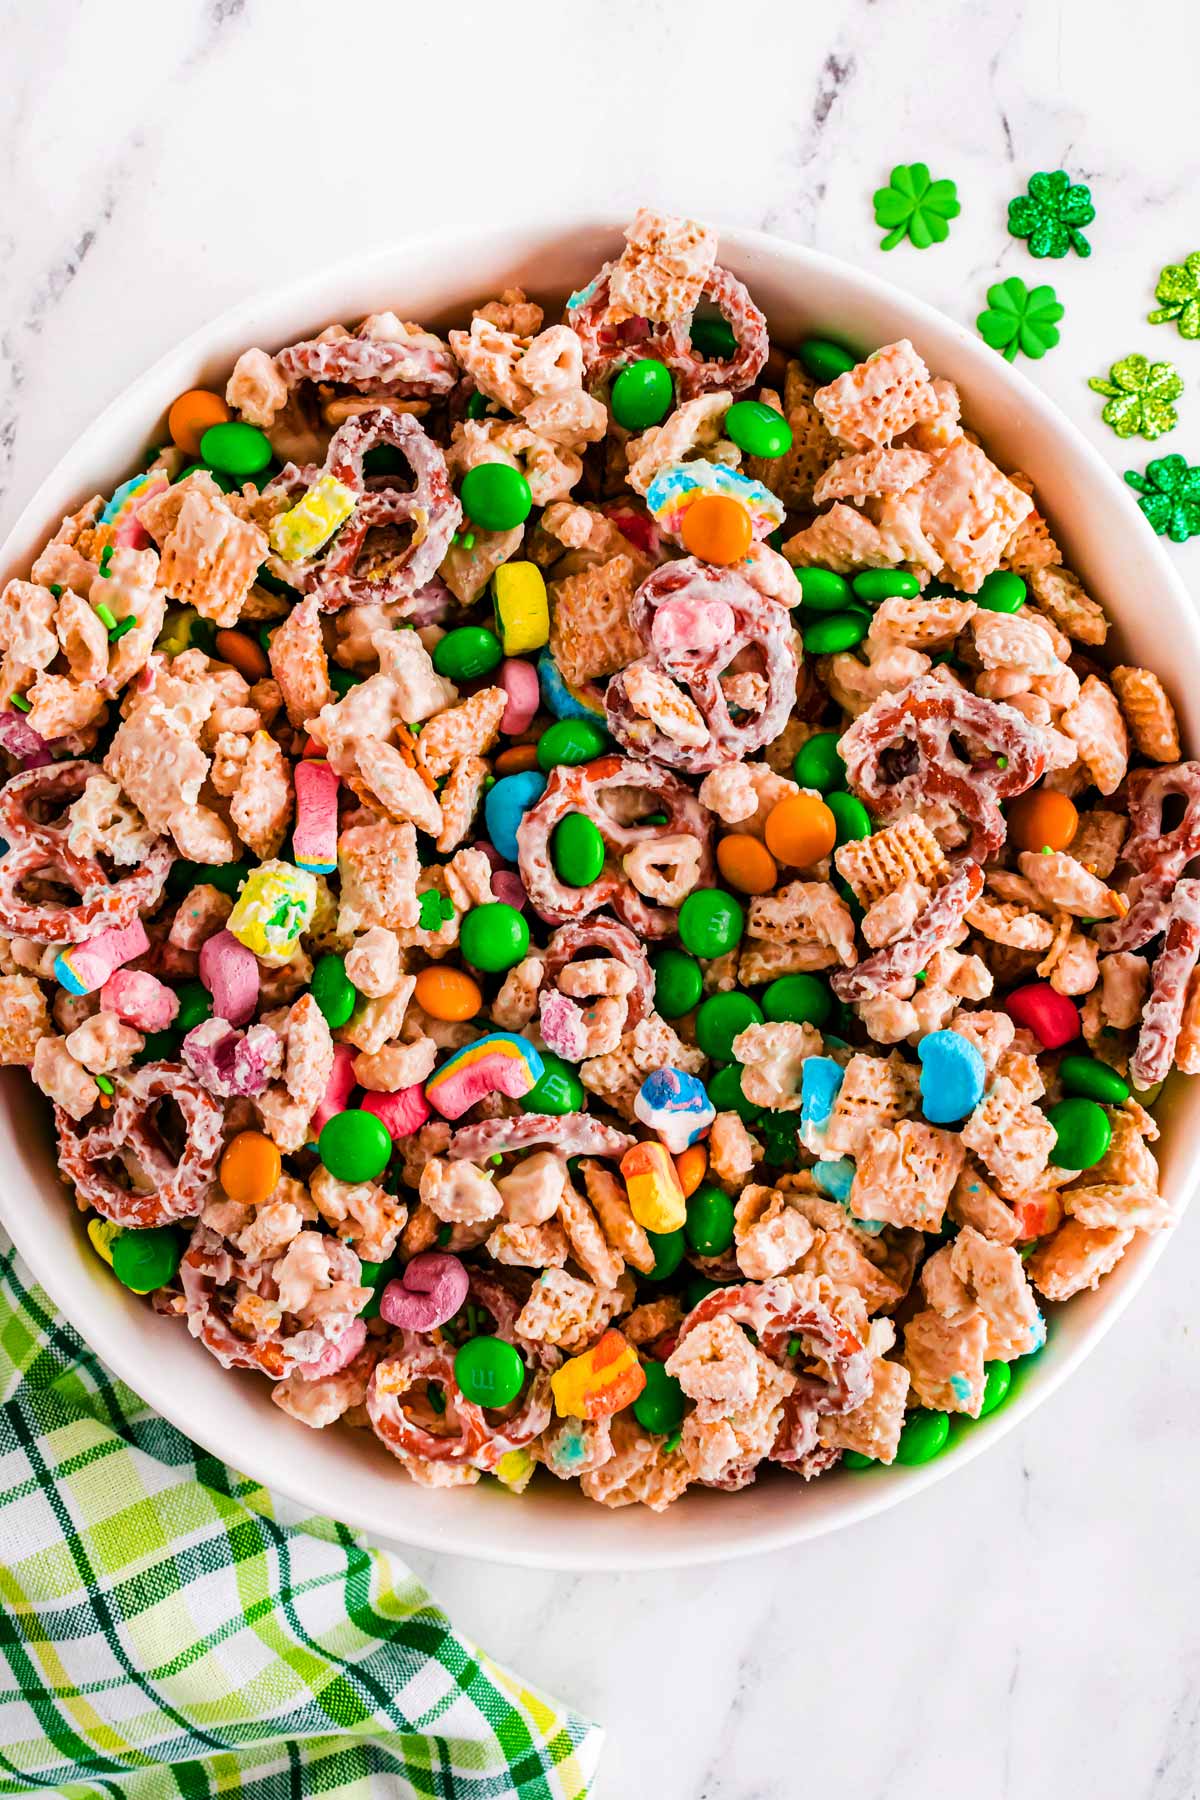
(199, 420, 273, 477)
(652, 948, 704, 1019)
(978, 1360, 1012, 1418)
(610, 359, 674, 430)
(793, 730, 846, 792)
(852, 568, 920, 603)
(318, 1109, 391, 1184)
(1046, 1096, 1112, 1170)
(825, 790, 872, 845)
(433, 625, 503, 680)
(724, 399, 793, 459)
(329, 667, 363, 696)
(975, 569, 1027, 613)
(685, 1183, 736, 1257)
(175, 981, 212, 1034)
(797, 337, 857, 383)
(111, 1225, 186, 1294)
(168, 859, 248, 898)
(454, 1335, 526, 1407)
(633, 1361, 686, 1435)
(460, 462, 532, 531)
(521, 1050, 584, 1115)
(689, 315, 737, 360)
(311, 953, 356, 1028)
(761, 973, 832, 1029)
(682, 1274, 726, 1311)
(136, 1027, 179, 1063)
(706, 1063, 761, 1125)
(895, 1409, 951, 1465)
(795, 567, 852, 613)
(802, 609, 871, 654)
(537, 716, 610, 771)
(641, 1227, 687, 1282)
(694, 992, 762, 1062)
(678, 888, 745, 958)
(551, 813, 606, 886)
(459, 902, 530, 973)
(1058, 1055, 1130, 1106)
(842, 1449, 876, 1469)
(359, 1253, 400, 1320)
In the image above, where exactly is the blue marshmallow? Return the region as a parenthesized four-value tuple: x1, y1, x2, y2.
(484, 770, 547, 862)
(917, 1028, 986, 1125)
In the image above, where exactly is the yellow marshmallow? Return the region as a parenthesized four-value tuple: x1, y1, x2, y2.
(268, 474, 357, 563)
(492, 561, 549, 654)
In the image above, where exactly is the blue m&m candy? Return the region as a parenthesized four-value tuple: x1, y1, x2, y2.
(917, 1029, 985, 1125)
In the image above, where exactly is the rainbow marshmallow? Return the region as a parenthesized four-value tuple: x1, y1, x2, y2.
(425, 1032, 544, 1122)
(55, 918, 150, 997)
(550, 1329, 646, 1421)
(268, 473, 357, 563)
(620, 1138, 686, 1234)
(634, 1066, 714, 1155)
(645, 459, 785, 546)
(292, 758, 339, 874)
(99, 470, 170, 549)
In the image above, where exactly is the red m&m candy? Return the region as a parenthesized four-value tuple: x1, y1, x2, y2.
(1004, 982, 1080, 1050)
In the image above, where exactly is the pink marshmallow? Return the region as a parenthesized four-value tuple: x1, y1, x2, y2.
(295, 1318, 368, 1381)
(100, 968, 180, 1032)
(199, 928, 260, 1027)
(651, 595, 734, 656)
(361, 1083, 431, 1141)
(379, 1253, 468, 1332)
(490, 869, 527, 911)
(538, 989, 588, 1062)
(54, 917, 150, 997)
(292, 759, 339, 874)
(311, 1042, 357, 1134)
(498, 658, 540, 736)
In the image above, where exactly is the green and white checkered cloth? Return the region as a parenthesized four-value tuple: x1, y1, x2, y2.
(0, 1229, 603, 1798)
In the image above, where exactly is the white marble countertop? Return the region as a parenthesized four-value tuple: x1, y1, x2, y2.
(4, 2, 1200, 1794)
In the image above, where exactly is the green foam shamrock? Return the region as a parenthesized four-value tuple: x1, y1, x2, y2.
(1148, 252, 1200, 340)
(1008, 171, 1095, 259)
(1124, 456, 1200, 542)
(976, 277, 1064, 362)
(873, 163, 961, 251)
(1088, 355, 1182, 440)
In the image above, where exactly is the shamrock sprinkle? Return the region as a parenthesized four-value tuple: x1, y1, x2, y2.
(1008, 170, 1095, 260)
(873, 162, 961, 251)
(1088, 355, 1182, 440)
(976, 277, 1064, 362)
(1148, 252, 1200, 341)
(418, 888, 456, 931)
(1124, 456, 1200, 542)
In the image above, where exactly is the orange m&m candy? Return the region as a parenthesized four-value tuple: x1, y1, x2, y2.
(219, 1130, 282, 1206)
(214, 628, 270, 684)
(414, 965, 483, 1022)
(764, 792, 837, 868)
(494, 743, 541, 776)
(716, 833, 778, 895)
(1006, 788, 1079, 855)
(680, 493, 753, 566)
(674, 1142, 708, 1198)
(168, 388, 231, 457)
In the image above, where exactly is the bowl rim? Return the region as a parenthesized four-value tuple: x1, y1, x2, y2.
(0, 216, 1194, 1571)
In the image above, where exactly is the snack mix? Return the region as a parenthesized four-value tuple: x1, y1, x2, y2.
(3, 209, 1188, 1510)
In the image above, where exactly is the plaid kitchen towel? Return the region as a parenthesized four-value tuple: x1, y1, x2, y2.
(0, 1230, 603, 1799)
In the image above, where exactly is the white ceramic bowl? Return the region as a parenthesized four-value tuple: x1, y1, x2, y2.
(1, 220, 1195, 1571)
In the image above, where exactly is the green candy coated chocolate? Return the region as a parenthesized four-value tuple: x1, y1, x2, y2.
(797, 337, 858, 383)
(359, 1253, 400, 1320)
(794, 567, 852, 613)
(454, 1335, 526, 1407)
(633, 1360, 686, 1434)
(682, 1274, 726, 1311)
(706, 1063, 761, 1125)
(318, 1109, 392, 1184)
(136, 1027, 179, 1063)
(610, 359, 674, 431)
(521, 1050, 584, 1115)
(975, 569, 1027, 613)
(842, 1449, 876, 1469)
(111, 1225, 186, 1294)
(167, 860, 248, 898)
(689, 315, 737, 361)
(537, 717, 610, 770)
(724, 399, 793, 459)
(329, 667, 363, 696)
(802, 609, 871, 654)
(685, 1183, 736, 1257)
(895, 1409, 951, 1465)
(652, 949, 704, 1019)
(433, 625, 503, 681)
(311, 953, 356, 1028)
(851, 568, 920, 603)
(551, 812, 606, 886)
(825, 790, 872, 845)
(459, 902, 530, 973)
(677, 888, 745, 958)
(978, 1360, 1012, 1417)
(1058, 1055, 1130, 1105)
(199, 420, 273, 477)
(761, 973, 833, 1029)
(174, 981, 212, 1034)
(1046, 1096, 1112, 1169)
(793, 730, 846, 793)
(460, 462, 532, 531)
(641, 1227, 687, 1282)
(694, 992, 762, 1062)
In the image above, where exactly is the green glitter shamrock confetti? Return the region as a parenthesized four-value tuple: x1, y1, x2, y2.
(1088, 355, 1182, 440)
(872, 162, 961, 250)
(1007, 170, 1095, 259)
(1124, 456, 1200, 542)
(1148, 252, 1200, 340)
(976, 277, 1064, 362)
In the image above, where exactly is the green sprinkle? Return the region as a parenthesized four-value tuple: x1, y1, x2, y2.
(109, 615, 137, 641)
(490, 1153, 503, 1166)
(663, 1430, 683, 1456)
(9, 694, 30, 713)
(94, 1074, 115, 1094)
(48, 583, 63, 598)
(427, 1384, 447, 1414)
(787, 1335, 803, 1358)
(98, 545, 114, 575)
(1041, 844, 1052, 855)
(461, 532, 476, 550)
(437, 1224, 452, 1247)
(996, 755, 1008, 770)
(94, 602, 118, 631)
(915, 970, 927, 984)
